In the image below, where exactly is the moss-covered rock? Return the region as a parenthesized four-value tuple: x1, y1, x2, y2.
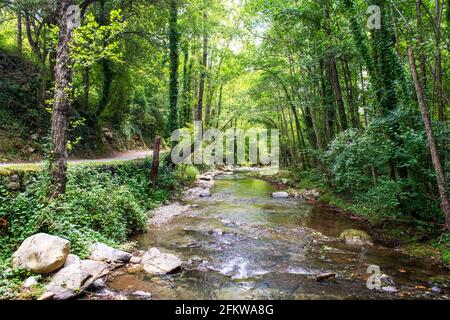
(339, 229, 373, 246)
(403, 243, 442, 265)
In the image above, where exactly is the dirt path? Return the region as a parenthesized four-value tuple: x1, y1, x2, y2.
(0, 149, 153, 168)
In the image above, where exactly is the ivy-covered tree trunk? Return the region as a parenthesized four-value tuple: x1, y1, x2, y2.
(181, 44, 190, 126)
(48, 0, 74, 197)
(196, 10, 208, 124)
(168, 0, 179, 134)
(329, 57, 348, 131)
(341, 57, 360, 128)
(96, 0, 113, 118)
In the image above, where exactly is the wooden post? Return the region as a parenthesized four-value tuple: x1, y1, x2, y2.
(151, 135, 161, 189)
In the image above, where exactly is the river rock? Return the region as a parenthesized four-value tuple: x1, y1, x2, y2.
(90, 278, 107, 290)
(127, 264, 144, 274)
(211, 229, 223, 236)
(272, 192, 289, 199)
(339, 229, 373, 246)
(431, 286, 442, 294)
(12, 233, 70, 274)
(199, 189, 211, 197)
(380, 274, 395, 287)
(64, 254, 81, 267)
(129, 256, 142, 264)
(132, 291, 152, 299)
(199, 172, 215, 181)
(22, 276, 38, 289)
(141, 248, 182, 275)
(89, 242, 132, 263)
(197, 179, 214, 189)
(381, 286, 398, 293)
(7, 181, 21, 191)
(45, 260, 108, 300)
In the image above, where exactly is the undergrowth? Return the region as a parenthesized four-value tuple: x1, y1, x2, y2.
(0, 158, 199, 298)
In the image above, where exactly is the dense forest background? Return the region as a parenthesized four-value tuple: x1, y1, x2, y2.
(0, 0, 449, 243)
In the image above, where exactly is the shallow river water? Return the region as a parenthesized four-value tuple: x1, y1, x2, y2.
(105, 171, 450, 300)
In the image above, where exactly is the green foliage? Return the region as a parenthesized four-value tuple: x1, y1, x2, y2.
(0, 258, 38, 300)
(0, 159, 195, 262)
(71, 10, 126, 68)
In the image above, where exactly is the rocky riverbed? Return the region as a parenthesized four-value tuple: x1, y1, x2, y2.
(10, 167, 450, 300)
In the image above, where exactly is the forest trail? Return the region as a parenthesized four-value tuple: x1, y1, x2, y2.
(0, 149, 153, 168)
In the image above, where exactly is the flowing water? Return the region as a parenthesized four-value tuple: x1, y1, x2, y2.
(105, 171, 450, 300)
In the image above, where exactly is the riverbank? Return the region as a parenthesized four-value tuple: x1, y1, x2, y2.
(262, 168, 450, 269)
(0, 159, 199, 299)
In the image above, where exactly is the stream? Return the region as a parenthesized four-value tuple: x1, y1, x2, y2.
(103, 170, 450, 300)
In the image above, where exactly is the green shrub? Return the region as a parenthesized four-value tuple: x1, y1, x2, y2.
(0, 159, 193, 263)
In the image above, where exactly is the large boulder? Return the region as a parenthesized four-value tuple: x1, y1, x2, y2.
(64, 254, 81, 267)
(89, 242, 132, 263)
(12, 233, 70, 274)
(45, 260, 108, 300)
(141, 248, 182, 275)
(339, 229, 373, 246)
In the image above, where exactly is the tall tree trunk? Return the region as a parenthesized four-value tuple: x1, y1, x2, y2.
(204, 47, 214, 127)
(320, 60, 335, 142)
(48, 0, 74, 197)
(168, 0, 179, 134)
(215, 83, 223, 128)
(341, 57, 360, 128)
(434, 0, 444, 122)
(181, 44, 190, 126)
(96, 0, 113, 118)
(82, 67, 90, 111)
(17, 11, 22, 53)
(416, 0, 427, 92)
(196, 11, 208, 123)
(329, 57, 348, 131)
(408, 46, 450, 232)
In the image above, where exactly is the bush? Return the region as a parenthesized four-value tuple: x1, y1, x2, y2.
(0, 159, 194, 262)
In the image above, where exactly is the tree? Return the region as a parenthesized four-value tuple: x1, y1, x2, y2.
(408, 46, 450, 232)
(48, 0, 75, 197)
(168, 0, 180, 135)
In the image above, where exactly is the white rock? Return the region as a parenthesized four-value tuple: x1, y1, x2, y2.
(132, 291, 152, 299)
(22, 276, 38, 289)
(141, 248, 182, 275)
(199, 190, 211, 197)
(46, 260, 108, 300)
(89, 242, 132, 263)
(381, 286, 398, 293)
(12, 233, 70, 274)
(64, 254, 81, 267)
(129, 256, 142, 264)
(272, 192, 289, 199)
(212, 229, 223, 236)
